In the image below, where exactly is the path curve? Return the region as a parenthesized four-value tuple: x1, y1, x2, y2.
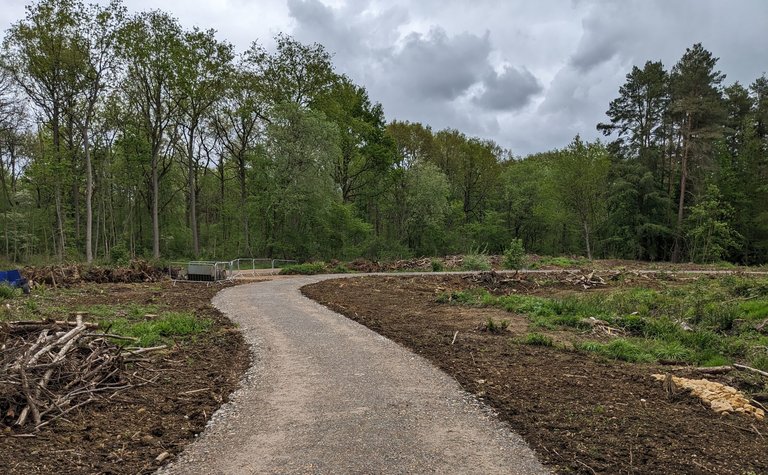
(160, 275, 548, 475)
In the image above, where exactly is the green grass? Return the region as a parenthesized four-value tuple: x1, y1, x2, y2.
(441, 276, 768, 370)
(522, 332, 554, 346)
(103, 312, 211, 347)
(529, 256, 590, 269)
(279, 262, 326, 275)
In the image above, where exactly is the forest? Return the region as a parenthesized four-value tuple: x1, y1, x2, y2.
(0, 0, 766, 265)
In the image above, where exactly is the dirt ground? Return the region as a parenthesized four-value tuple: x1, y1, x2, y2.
(0, 281, 249, 475)
(303, 274, 768, 475)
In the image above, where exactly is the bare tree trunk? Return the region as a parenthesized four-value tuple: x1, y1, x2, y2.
(151, 153, 160, 259)
(187, 128, 199, 257)
(83, 124, 93, 263)
(672, 115, 691, 263)
(583, 220, 593, 260)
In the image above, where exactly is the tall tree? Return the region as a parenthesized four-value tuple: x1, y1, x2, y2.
(669, 43, 725, 261)
(549, 136, 610, 260)
(73, 0, 125, 262)
(2, 0, 87, 259)
(173, 27, 233, 257)
(117, 10, 183, 258)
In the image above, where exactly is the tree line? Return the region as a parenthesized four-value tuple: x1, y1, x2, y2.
(0, 0, 765, 264)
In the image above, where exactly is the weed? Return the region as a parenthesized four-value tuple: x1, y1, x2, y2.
(431, 259, 444, 272)
(104, 312, 210, 347)
(461, 246, 491, 271)
(0, 284, 18, 300)
(523, 332, 553, 346)
(483, 317, 510, 333)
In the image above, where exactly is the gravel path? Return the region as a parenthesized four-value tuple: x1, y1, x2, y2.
(160, 275, 548, 475)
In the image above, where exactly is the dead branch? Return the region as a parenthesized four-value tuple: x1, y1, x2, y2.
(733, 364, 768, 378)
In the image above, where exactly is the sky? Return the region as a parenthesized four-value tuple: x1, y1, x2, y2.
(2, 0, 767, 155)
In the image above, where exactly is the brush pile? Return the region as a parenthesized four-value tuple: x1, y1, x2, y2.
(22, 260, 165, 287)
(0, 316, 156, 433)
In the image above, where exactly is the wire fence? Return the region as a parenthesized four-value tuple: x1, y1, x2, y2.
(167, 258, 298, 284)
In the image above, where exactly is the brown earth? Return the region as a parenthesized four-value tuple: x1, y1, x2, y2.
(302, 274, 768, 475)
(0, 281, 249, 475)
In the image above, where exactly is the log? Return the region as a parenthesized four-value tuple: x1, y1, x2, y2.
(733, 364, 768, 378)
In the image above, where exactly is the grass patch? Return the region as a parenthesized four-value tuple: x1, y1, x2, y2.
(461, 248, 491, 271)
(103, 312, 211, 347)
(280, 262, 326, 275)
(530, 256, 590, 269)
(447, 275, 768, 367)
(523, 332, 554, 346)
(482, 317, 509, 333)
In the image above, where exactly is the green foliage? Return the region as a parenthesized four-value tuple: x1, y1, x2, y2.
(502, 239, 526, 270)
(523, 332, 553, 346)
(451, 276, 768, 367)
(430, 259, 444, 272)
(0, 284, 19, 300)
(461, 247, 491, 271)
(685, 184, 742, 263)
(279, 262, 326, 275)
(104, 312, 210, 347)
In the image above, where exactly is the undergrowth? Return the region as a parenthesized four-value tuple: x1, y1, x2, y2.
(279, 262, 326, 275)
(438, 276, 768, 369)
(103, 312, 211, 347)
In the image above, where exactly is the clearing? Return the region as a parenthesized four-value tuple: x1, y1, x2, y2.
(303, 271, 768, 474)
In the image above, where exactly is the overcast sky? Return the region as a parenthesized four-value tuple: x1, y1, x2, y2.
(2, 0, 767, 155)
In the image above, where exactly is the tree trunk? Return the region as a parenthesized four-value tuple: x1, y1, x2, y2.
(672, 114, 691, 263)
(83, 124, 93, 263)
(187, 126, 199, 257)
(583, 220, 593, 260)
(151, 153, 160, 259)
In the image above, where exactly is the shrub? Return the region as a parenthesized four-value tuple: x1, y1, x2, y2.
(502, 239, 526, 270)
(431, 259, 444, 272)
(461, 246, 491, 271)
(279, 262, 326, 275)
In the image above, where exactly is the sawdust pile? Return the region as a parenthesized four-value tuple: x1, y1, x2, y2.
(652, 374, 764, 420)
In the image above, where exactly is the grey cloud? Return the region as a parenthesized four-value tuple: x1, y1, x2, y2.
(388, 28, 492, 101)
(473, 66, 542, 111)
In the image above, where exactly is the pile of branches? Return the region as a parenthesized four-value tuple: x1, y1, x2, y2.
(0, 316, 157, 433)
(23, 260, 165, 287)
(563, 271, 607, 290)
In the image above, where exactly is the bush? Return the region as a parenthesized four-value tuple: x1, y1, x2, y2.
(279, 262, 326, 275)
(461, 251, 491, 271)
(431, 259, 444, 272)
(503, 239, 526, 270)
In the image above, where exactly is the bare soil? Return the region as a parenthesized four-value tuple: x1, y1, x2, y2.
(302, 274, 768, 475)
(0, 281, 249, 474)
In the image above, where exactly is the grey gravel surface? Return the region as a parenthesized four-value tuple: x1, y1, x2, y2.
(159, 275, 549, 475)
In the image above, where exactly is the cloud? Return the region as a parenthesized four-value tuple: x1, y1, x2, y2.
(386, 28, 491, 101)
(473, 65, 542, 111)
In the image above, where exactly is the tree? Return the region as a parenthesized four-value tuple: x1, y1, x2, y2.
(549, 136, 610, 260)
(72, 0, 125, 262)
(685, 184, 741, 262)
(669, 43, 726, 262)
(2, 0, 88, 259)
(173, 27, 233, 257)
(314, 78, 395, 203)
(245, 33, 336, 109)
(117, 10, 183, 258)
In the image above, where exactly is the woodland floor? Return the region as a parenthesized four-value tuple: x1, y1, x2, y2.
(0, 281, 249, 475)
(303, 274, 768, 475)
